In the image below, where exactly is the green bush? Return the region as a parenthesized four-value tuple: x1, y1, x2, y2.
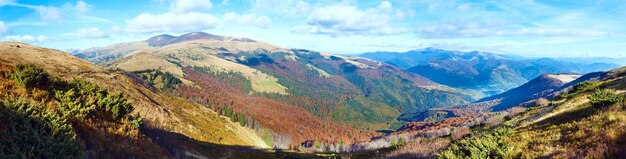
(0, 97, 85, 158)
(437, 127, 513, 159)
(573, 81, 599, 93)
(55, 88, 95, 120)
(10, 64, 49, 88)
(55, 79, 134, 121)
(132, 69, 182, 91)
(130, 116, 144, 129)
(588, 89, 623, 107)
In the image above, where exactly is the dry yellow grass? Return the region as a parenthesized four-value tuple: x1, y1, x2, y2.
(506, 90, 626, 158)
(106, 40, 290, 95)
(547, 74, 581, 83)
(306, 64, 331, 78)
(0, 42, 267, 149)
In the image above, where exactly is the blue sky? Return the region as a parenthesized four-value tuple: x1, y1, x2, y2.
(1, 0, 625, 57)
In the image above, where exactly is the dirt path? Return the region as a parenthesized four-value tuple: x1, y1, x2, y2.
(522, 97, 589, 127)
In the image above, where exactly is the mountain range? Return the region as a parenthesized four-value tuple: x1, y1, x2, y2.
(69, 32, 481, 144)
(3, 31, 626, 158)
(360, 48, 620, 96)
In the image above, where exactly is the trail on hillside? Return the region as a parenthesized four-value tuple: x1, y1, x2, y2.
(522, 97, 589, 127)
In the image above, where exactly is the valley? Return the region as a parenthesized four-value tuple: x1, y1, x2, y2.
(1, 1, 625, 157)
(2, 32, 624, 158)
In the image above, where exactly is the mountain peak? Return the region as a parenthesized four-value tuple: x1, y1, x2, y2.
(175, 32, 224, 41)
(146, 34, 176, 47)
(144, 32, 226, 47)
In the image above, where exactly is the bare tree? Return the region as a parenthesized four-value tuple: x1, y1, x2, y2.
(272, 133, 292, 150)
(485, 115, 504, 127)
(451, 127, 471, 140)
(535, 98, 549, 106)
(508, 106, 526, 117)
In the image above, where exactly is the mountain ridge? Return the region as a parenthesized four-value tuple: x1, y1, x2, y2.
(360, 48, 620, 96)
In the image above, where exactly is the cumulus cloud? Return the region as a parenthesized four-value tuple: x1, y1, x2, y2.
(125, 12, 220, 33)
(125, 0, 272, 33)
(75, 28, 109, 39)
(223, 12, 272, 28)
(0, 21, 8, 34)
(416, 19, 610, 38)
(292, 1, 407, 37)
(5, 35, 47, 43)
(170, 0, 212, 13)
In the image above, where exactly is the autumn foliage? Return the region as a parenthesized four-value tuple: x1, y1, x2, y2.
(174, 67, 377, 147)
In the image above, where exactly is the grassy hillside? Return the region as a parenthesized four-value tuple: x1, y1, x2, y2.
(433, 67, 626, 158)
(0, 63, 170, 158)
(0, 42, 269, 158)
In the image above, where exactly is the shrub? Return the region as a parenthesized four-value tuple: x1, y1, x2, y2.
(54, 79, 133, 121)
(573, 81, 599, 93)
(390, 137, 406, 147)
(132, 69, 182, 91)
(130, 116, 144, 129)
(10, 64, 49, 88)
(437, 127, 513, 159)
(54, 88, 95, 120)
(0, 97, 85, 158)
(588, 89, 623, 107)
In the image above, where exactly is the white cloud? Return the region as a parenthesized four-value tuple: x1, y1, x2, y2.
(0, 21, 8, 34)
(76, 28, 109, 39)
(248, 0, 313, 17)
(35, 6, 62, 21)
(5, 35, 47, 43)
(0, 0, 14, 6)
(170, 0, 212, 13)
(293, 1, 407, 36)
(288, 0, 311, 17)
(126, 0, 274, 33)
(219, 0, 229, 6)
(125, 12, 220, 33)
(6, 1, 101, 24)
(223, 12, 272, 28)
(249, 0, 281, 11)
(73, 0, 91, 14)
(416, 19, 610, 38)
(111, 26, 121, 33)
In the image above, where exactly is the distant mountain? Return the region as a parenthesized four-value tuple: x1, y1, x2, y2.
(401, 70, 611, 123)
(477, 73, 580, 111)
(360, 48, 620, 96)
(145, 34, 176, 46)
(554, 57, 626, 65)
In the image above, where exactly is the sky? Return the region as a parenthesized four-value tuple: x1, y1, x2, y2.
(1, 0, 625, 57)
